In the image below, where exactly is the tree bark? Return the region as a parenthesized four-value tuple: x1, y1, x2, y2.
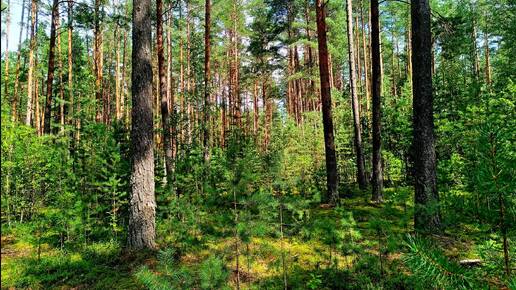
(12, 0, 26, 122)
(43, 0, 59, 134)
(4, 0, 11, 99)
(157, 0, 173, 187)
(371, 0, 383, 202)
(411, 0, 441, 232)
(346, 0, 367, 190)
(484, 32, 491, 87)
(129, 0, 156, 249)
(25, 0, 37, 126)
(203, 0, 211, 161)
(316, 0, 339, 204)
(67, 1, 73, 127)
(94, 0, 103, 123)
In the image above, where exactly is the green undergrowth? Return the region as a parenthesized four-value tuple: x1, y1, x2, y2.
(1, 187, 512, 289)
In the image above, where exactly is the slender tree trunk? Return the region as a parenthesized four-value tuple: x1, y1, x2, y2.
(346, 0, 367, 190)
(67, 1, 73, 127)
(25, 0, 37, 126)
(411, 0, 441, 232)
(316, 0, 339, 204)
(43, 0, 59, 134)
(94, 0, 103, 122)
(157, 0, 173, 187)
(371, 0, 383, 202)
(12, 0, 27, 122)
(129, 0, 156, 249)
(203, 0, 211, 161)
(56, 13, 65, 133)
(360, 0, 371, 112)
(253, 79, 259, 136)
(4, 0, 11, 98)
(484, 32, 491, 87)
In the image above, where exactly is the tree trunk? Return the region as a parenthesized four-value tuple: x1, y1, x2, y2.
(67, 1, 74, 127)
(25, 0, 38, 126)
(484, 32, 491, 87)
(94, 0, 103, 123)
(129, 0, 156, 249)
(346, 0, 367, 190)
(203, 0, 211, 161)
(371, 0, 383, 202)
(157, 0, 173, 187)
(56, 13, 65, 133)
(43, 0, 59, 134)
(316, 0, 339, 204)
(411, 0, 441, 232)
(360, 0, 371, 112)
(4, 0, 11, 99)
(12, 0, 27, 122)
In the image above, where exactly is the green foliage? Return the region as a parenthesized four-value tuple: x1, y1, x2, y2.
(404, 235, 482, 289)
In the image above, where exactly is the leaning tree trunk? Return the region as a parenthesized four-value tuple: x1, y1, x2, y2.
(345, 0, 367, 190)
(371, 0, 383, 202)
(129, 0, 156, 249)
(411, 0, 441, 232)
(316, 0, 339, 204)
(43, 0, 59, 134)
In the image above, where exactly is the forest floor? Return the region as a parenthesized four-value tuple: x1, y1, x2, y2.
(1, 187, 503, 289)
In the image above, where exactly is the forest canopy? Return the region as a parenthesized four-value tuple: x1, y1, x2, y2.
(1, 0, 514, 289)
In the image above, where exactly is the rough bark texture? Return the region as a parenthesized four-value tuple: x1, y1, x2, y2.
(43, 0, 59, 134)
(129, 0, 156, 249)
(94, 0, 103, 123)
(316, 0, 338, 204)
(411, 0, 441, 232)
(346, 0, 367, 190)
(371, 0, 383, 202)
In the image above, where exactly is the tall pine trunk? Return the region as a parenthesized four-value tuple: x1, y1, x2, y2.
(411, 0, 441, 232)
(157, 0, 173, 187)
(25, 0, 37, 126)
(129, 0, 156, 249)
(371, 0, 383, 202)
(43, 0, 59, 134)
(203, 0, 211, 161)
(346, 0, 367, 190)
(12, 0, 27, 122)
(316, 0, 339, 204)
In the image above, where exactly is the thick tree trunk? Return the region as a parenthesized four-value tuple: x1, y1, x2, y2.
(25, 0, 37, 126)
(346, 0, 367, 190)
(203, 0, 211, 161)
(56, 14, 65, 133)
(12, 0, 26, 122)
(371, 0, 383, 202)
(157, 0, 173, 187)
(316, 0, 339, 204)
(129, 0, 156, 249)
(43, 0, 59, 134)
(411, 0, 441, 232)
